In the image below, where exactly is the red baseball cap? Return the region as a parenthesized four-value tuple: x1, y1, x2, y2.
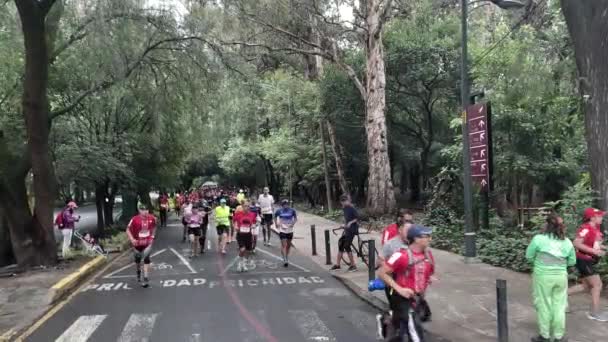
(583, 207, 605, 220)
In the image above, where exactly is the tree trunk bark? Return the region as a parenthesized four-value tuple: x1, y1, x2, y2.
(326, 120, 349, 196)
(561, 1, 608, 209)
(363, 0, 396, 214)
(319, 120, 333, 211)
(14, 0, 58, 265)
(0, 209, 16, 267)
(95, 183, 105, 234)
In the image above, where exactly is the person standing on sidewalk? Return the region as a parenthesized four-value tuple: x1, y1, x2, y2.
(378, 225, 435, 341)
(60, 201, 80, 259)
(526, 214, 576, 342)
(258, 187, 275, 246)
(275, 199, 298, 267)
(568, 207, 608, 321)
(330, 195, 359, 272)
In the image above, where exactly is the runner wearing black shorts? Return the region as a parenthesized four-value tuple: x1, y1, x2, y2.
(275, 200, 297, 267)
(234, 200, 257, 272)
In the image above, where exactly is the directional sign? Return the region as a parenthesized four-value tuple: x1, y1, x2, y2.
(467, 103, 492, 190)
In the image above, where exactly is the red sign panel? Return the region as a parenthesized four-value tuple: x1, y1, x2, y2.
(467, 103, 490, 189)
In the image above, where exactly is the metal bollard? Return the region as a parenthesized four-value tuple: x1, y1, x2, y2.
(496, 279, 509, 342)
(368, 239, 376, 281)
(311, 225, 317, 256)
(324, 229, 332, 265)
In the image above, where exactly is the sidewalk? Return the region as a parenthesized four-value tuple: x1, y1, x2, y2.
(280, 211, 608, 342)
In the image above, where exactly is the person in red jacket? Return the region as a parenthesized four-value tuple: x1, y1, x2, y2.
(126, 204, 157, 288)
(233, 200, 257, 272)
(378, 225, 435, 341)
(568, 207, 608, 321)
(381, 209, 414, 247)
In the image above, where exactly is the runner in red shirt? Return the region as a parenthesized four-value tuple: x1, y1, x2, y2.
(233, 200, 257, 272)
(381, 209, 414, 247)
(378, 225, 434, 341)
(126, 204, 157, 288)
(568, 207, 607, 321)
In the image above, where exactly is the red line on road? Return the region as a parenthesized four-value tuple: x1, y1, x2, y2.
(215, 254, 279, 342)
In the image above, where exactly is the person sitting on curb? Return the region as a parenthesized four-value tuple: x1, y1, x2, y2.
(526, 214, 576, 342)
(378, 225, 435, 341)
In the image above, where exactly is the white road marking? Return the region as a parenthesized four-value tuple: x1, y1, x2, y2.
(55, 315, 106, 342)
(289, 310, 336, 341)
(220, 256, 240, 275)
(239, 310, 270, 342)
(104, 249, 167, 279)
(117, 313, 159, 342)
(170, 247, 197, 273)
(255, 247, 311, 272)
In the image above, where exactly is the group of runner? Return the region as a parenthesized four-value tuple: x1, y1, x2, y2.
(125, 186, 298, 287)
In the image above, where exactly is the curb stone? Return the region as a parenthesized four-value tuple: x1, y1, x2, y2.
(48, 255, 107, 304)
(47, 239, 130, 305)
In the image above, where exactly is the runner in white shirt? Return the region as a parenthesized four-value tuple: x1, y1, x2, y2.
(257, 187, 275, 246)
(181, 200, 193, 243)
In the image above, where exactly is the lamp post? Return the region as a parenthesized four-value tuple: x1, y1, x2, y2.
(461, 0, 525, 261)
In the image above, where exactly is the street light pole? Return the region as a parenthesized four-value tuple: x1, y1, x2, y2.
(461, 0, 476, 260)
(460, 0, 525, 261)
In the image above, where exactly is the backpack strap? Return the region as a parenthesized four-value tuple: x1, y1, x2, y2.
(404, 248, 433, 277)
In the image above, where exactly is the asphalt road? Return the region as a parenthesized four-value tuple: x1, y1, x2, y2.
(26, 215, 387, 342)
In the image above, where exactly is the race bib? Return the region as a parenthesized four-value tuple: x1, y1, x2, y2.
(240, 225, 251, 233)
(139, 229, 150, 238)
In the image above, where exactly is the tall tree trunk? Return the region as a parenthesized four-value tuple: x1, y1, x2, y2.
(326, 120, 349, 196)
(0, 209, 16, 267)
(103, 182, 115, 229)
(363, 0, 396, 214)
(95, 183, 105, 233)
(14, 0, 59, 266)
(561, 1, 608, 209)
(319, 120, 333, 211)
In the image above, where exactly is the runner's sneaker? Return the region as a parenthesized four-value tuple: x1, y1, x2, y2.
(242, 262, 249, 272)
(221, 249, 227, 255)
(587, 312, 608, 322)
(348, 265, 357, 272)
(267, 242, 272, 246)
(330, 265, 341, 271)
(375, 314, 384, 339)
(237, 260, 243, 272)
(142, 277, 149, 288)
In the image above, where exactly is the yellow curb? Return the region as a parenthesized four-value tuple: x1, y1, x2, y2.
(0, 328, 15, 341)
(50, 255, 107, 304)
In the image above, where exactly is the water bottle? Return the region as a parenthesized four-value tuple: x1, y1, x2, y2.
(368, 278, 386, 292)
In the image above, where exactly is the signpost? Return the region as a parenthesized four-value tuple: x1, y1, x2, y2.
(467, 102, 492, 190)
(467, 102, 492, 232)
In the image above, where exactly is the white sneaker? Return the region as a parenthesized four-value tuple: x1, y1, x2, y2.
(236, 261, 243, 272)
(587, 312, 608, 322)
(242, 263, 249, 272)
(375, 314, 383, 339)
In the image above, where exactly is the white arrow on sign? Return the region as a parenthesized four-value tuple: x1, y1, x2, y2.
(480, 149, 486, 158)
(481, 163, 487, 171)
(481, 179, 488, 187)
(478, 120, 485, 128)
(478, 106, 484, 114)
(480, 132, 486, 141)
